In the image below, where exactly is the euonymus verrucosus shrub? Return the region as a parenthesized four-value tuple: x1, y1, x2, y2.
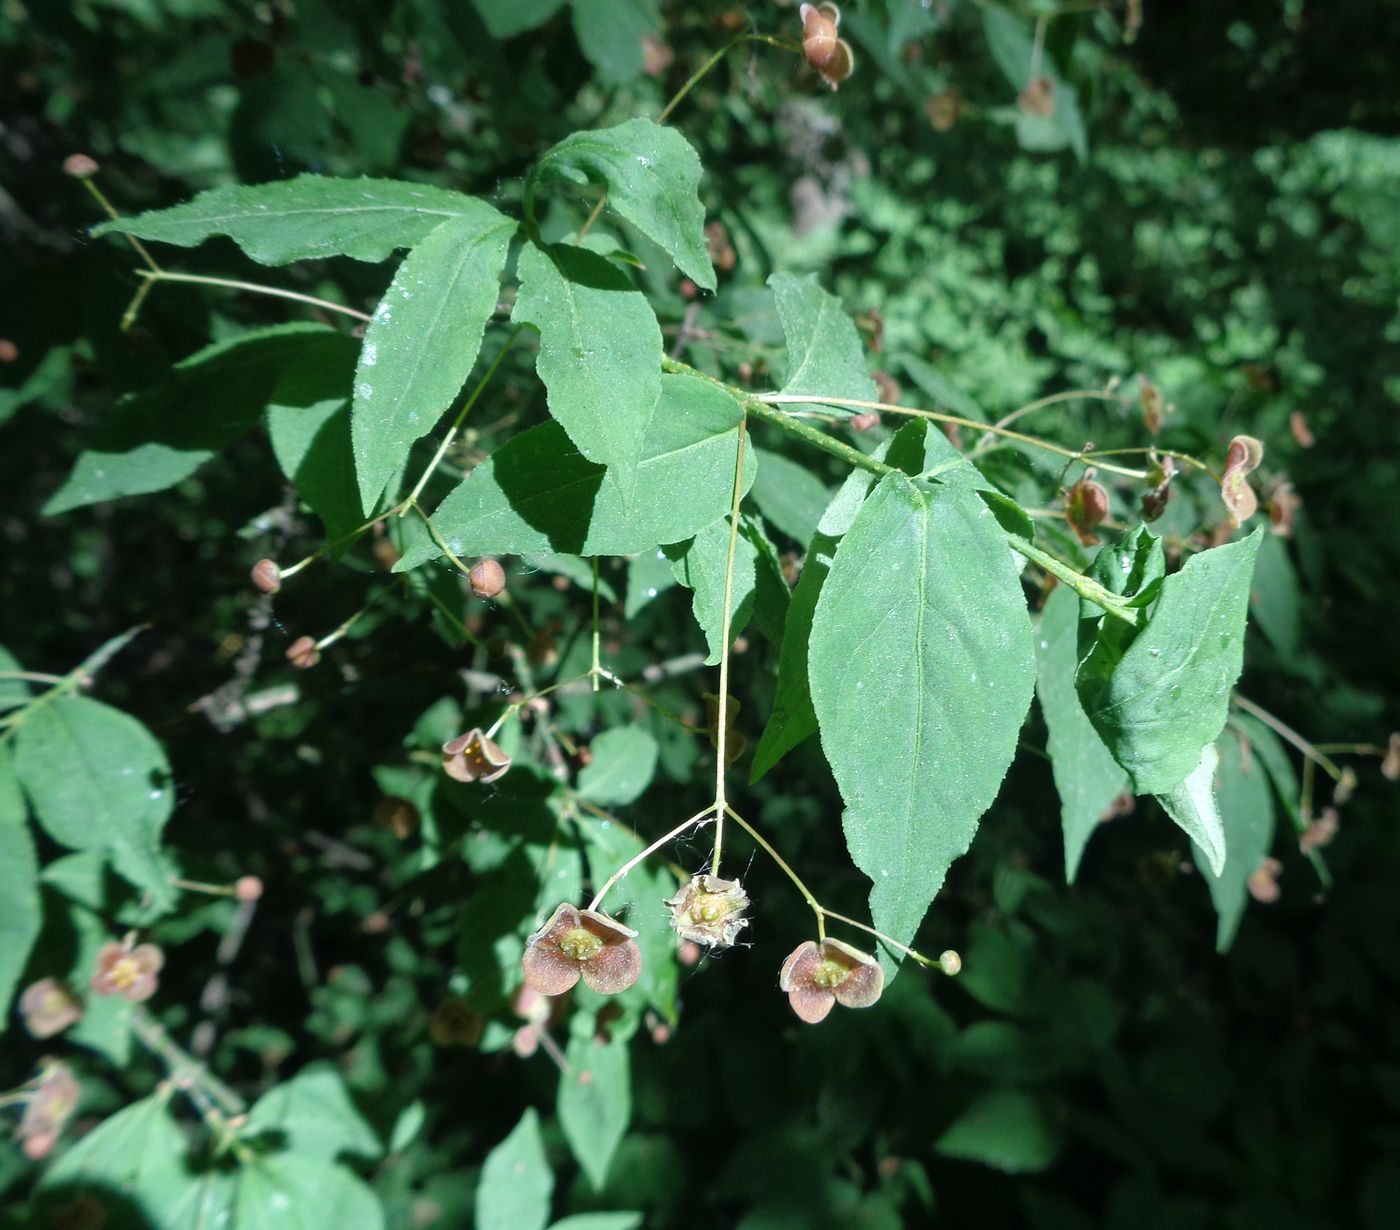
(6, 9, 1391, 1221)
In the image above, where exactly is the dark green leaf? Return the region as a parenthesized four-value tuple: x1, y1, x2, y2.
(45, 325, 352, 515)
(477, 1108, 553, 1230)
(1077, 529, 1262, 795)
(578, 725, 659, 805)
(935, 1089, 1060, 1173)
(0, 746, 40, 1028)
(559, 1027, 632, 1190)
(1034, 585, 1129, 882)
(513, 241, 663, 509)
(624, 548, 677, 618)
(15, 697, 175, 910)
(1250, 531, 1303, 656)
(571, 0, 657, 85)
(527, 119, 713, 289)
(809, 473, 1036, 973)
(770, 272, 877, 415)
(898, 354, 985, 422)
(394, 373, 753, 568)
(94, 175, 492, 265)
(982, 4, 1088, 161)
(668, 516, 757, 666)
(471, 0, 566, 38)
(750, 447, 833, 546)
(550, 1216, 644, 1230)
(245, 1064, 383, 1163)
(1195, 732, 1275, 951)
(352, 207, 514, 512)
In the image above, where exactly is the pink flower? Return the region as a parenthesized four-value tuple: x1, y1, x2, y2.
(19, 979, 82, 1038)
(442, 729, 511, 783)
(779, 939, 884, 1024)
(522, 904, 642, 996)
(91, 941, 163, 1002)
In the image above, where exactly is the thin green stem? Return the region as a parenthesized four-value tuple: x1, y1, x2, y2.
(280, 507, 401, 580)
(757, 392, 1149, 479)
(722, 805, 825, 940)
(984, 388, 1124, 437)
(82, 178, 161, 274)
(0, 671, 66, 686)
(1008, 536, 1139, 625)
(656, 31, 801, 124)
(709, 416, 749, 880)
(132, 268, 372, 323)
(129, 1007, 245, 1117)
(402, 324, 524, 509)
(815, 907, 938, 969)
(576, 193, 608, 241)
(744, 397, 894, 477)
(1233, 693, 1343, 780)
(0, 625, 147, 744)
(589, 807, 711, 912)
(591, 558, 602, 693)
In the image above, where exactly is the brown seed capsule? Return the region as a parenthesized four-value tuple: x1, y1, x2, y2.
(251, 558, 282, 594)
(63, 153, 99, 179)
(1017, 76, 1056, 118)
(372, 795, 421, 839)
(1139, 376, 1166, 435)
(19, 979, 83, 1039)
(468, 558, 506, 599)
(1247, 856, 1283, 904)
(1220, 434, 1264, 528)
(285, 636, 320, 669)
(800, 3, 855, 90)
(924, 86, 963, 132)
(0, 339, 18, 363)
(664, 873, 750, 949)
(1065, 477, 1109, 545)
(850, 411, 881, 432)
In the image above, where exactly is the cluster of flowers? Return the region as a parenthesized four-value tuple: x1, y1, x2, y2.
(521, 872, 883, 1025)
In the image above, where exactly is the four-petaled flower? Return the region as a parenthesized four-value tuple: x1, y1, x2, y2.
(522, 904, 642, 996)
(91, 940, 163, 1003)
(19, 978, 83, 1038)
(779, 938, 884, 1024)
(664, 874, 750, 949)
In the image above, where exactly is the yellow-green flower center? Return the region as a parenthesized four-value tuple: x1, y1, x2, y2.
(810, 958, 850, 990)
(558, 927, 604, 962)
(108, 956, 141, 989)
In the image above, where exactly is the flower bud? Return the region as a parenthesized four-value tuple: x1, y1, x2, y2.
(850, 411, 881, 432)
(234, 875, 264, 902)
(251, 558, 282, 594)
(285, 635, 320, 669)
(1141, 454, 1175, 522)
(938, 950, 962, 976)
(468, 558, 506, 599)
(20, 1061, 81, 1153)
(63, 153, 99, 179)
(1247, 856, 1283, 903)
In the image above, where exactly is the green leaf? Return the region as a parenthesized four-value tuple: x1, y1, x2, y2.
(1034, 585, 1129, 882)
(550, 1216, 644, 1230)
(527, 119, 714, 290)
(899, 354, 985, 421)
(93, 175, 492, 265)
(571, 0, 657, 85)
(231, 1156, 385, 1230)
(477, 1108, 553, 1230)
(15, 697, 175, 910)
(559, 1028, 632, 1190)
(394, 373, 753, 568)
(624, 548, 677, 618)
(1195, 732, 1275, 951)
(935, 1089, 1060, 1173)
(982, 4, 1088, 161)
(38, 1090, 187, 1206)
(0, 644, 30, 708)
(0, 746, 41, 1028)
(769, 272, 877, 415)
(809, 473, 1036, 973)
(1231, 710, 1302, 833)
(533, 554, 618, 602)
(750, 447, 833, 546)
(352, 207, 514, 513)
(513, 241, 663, 509)
(578, 725, 659, 805)
(471, 0, 566, 38)
(1156, 743, 1226, 875)
(245, 1064, 383, 1163)
(1077, 529, 1262, 795)
(1249, 531, 1303, 657)
(45, 325, 352, 515)
(667, 516, 757, 666)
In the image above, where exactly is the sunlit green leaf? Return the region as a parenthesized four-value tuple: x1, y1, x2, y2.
(809, 473, 1036, 974)
(15, 697, 175, 910)
(1034, 585, 1129, 882)
(1078, 529, 1262, 795)
(571, 0, 657, 85)
(245, 1064, 383, 1163)
(0, 746, 40, 1028)
(394, 374, 753, 569)
(936, 1088, 1060, 1173)
(559, 1026, 632, 1190)
(770, 272, 876, 415)
(513, 241, 663, 509)
(352, 207, 513, 512)
(1156, 743, 1226, 875)
(750, 447, 833, 546)
(528, 119, 713, 289)
(94, 175, 491, 265)
(1195, 731, 1275, 950)
(578, 725, 659, 805)
(477, 1108, 553, 1230)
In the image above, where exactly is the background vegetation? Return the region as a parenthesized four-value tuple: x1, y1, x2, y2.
(3, 1, 1399, 1227)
